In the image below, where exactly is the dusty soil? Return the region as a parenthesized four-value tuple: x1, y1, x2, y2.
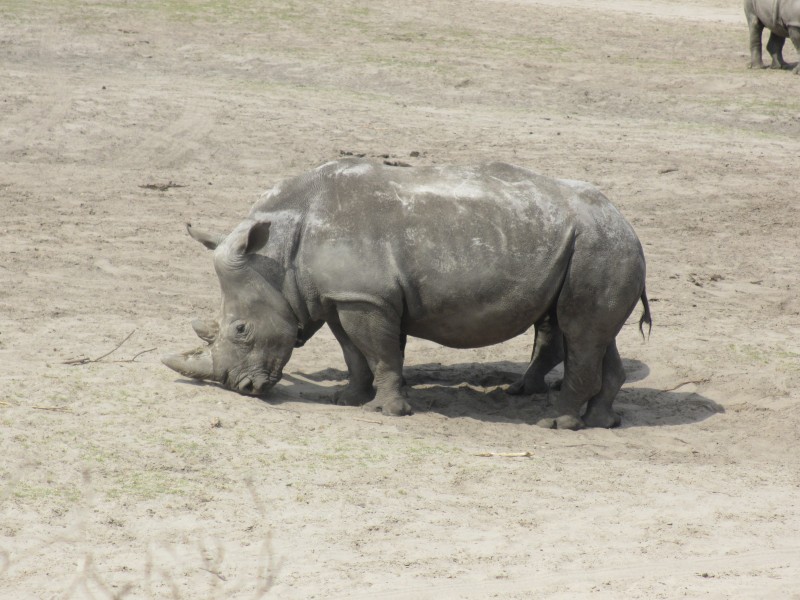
(2, 0, 799, 598)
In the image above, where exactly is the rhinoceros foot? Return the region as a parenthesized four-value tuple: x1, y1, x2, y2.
(333, 384, 374, 407)
(363, 394, 413, 416)
(583, 407, 622, 429)
(506, 377, 548, 396)
(535, 415, 584, 430)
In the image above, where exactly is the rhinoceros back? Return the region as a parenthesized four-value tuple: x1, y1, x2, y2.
(253, 159, 641, 349)
(746, 0, 800, 30)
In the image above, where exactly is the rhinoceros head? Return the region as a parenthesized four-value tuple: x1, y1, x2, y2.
(162, 219, 298, 396)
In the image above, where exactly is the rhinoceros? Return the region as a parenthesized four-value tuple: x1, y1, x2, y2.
(162, 159, 650, 430)
(745, 0, 800, 72)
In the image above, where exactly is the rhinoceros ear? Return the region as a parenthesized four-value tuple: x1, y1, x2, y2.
(186, 223, 226, 250)
(230, 219, 271, 257)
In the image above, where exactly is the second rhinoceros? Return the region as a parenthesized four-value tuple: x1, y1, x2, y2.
(745, 0, 800, 72)
(163, 159, 650, 430)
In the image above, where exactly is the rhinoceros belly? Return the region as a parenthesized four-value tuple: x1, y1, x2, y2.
(398, 217, 575, 348)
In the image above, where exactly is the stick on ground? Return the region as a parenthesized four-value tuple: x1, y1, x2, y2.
(63, 330, 138, 365)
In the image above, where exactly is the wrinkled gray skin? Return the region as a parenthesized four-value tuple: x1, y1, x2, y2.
(163, 159, 651, 430)
(745, 0, 800, 72)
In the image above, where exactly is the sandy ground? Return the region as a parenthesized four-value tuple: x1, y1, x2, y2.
(2, 0, 800, 598)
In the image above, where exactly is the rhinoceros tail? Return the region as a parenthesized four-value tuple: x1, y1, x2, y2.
(638, 288, 652, 340)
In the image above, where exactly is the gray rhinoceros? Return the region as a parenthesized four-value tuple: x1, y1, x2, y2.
(745, 0, 800, 72)
(163, 159, 650, 430)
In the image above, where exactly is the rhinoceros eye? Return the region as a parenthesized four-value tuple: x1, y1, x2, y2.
(232, 321, 252, 344)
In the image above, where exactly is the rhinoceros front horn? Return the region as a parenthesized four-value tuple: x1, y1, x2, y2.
(161, 348, 215, 381)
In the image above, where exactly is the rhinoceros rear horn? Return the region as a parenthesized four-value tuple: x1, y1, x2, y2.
(191, 318, 219, 343)
(186, 223, 226, 250)
(161, 348, 215, 381)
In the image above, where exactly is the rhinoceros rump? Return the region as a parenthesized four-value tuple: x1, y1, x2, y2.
(745, 0, 800, 72)
(163, 159, 650, 430)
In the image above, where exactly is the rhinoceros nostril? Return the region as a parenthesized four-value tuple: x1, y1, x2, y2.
(238, 377, 254, 394)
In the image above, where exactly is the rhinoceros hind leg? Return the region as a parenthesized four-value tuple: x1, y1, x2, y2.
(508, 311, 564, 396)
(336, 301, 411, 417)
(766, 32, 788, 69)
(789, 28, 800, 73)
(537, 332, 609, 430)
(582, 341, 625, 429)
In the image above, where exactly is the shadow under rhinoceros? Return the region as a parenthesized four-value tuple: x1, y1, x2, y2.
(282, 358, 723, 428)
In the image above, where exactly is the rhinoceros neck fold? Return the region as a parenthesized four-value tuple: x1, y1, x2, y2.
(238, 265, 299, 331)
(262, 272, 297, 328)
(280, 267, 311, 330)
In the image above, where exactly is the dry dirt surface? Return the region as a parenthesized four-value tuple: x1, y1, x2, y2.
(2, 0, 800, 598)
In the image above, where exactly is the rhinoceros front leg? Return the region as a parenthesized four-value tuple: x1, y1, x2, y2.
(508, 312, 564, 396)
(336, 301, 411, 416)
(328, 319, 375, 407)
(747, 16, 767, 68)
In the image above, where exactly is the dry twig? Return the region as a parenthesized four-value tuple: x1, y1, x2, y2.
(117, 347, 156, 362)
(661, 379, 710, 393)
(139, 181, 186, 191)
(475, 451, 533, 458)
(63, 330, 139, 365)
(353, 417, 383, 425)
(199, 567, 227, 581)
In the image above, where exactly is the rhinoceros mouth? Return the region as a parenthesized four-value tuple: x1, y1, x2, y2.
(226, 370, 282, 396)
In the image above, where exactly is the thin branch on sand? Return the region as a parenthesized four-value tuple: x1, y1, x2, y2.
(475, 451, 533, 458)
(139, 181, 186, 191)
(661, 379, 710, 393)
(63, 330, 148, 365)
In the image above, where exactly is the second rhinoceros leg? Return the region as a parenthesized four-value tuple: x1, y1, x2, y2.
(582, 341, 625, 429)
(789, 27, 800, 73)
(535, 338, 606, 431)
(766, 32, 788, 68)
(336, 302, 412, 416)
(507, 311, 564, 396)
(329, 318, 375, 407)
